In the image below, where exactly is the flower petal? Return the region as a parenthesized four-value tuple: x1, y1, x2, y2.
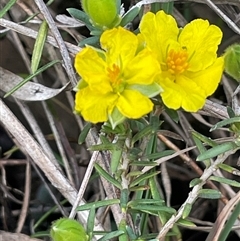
(100, 27, 138, 68)
(75, 87, 117, 123)
(186, 57, 224, 96)
(139, 11, 179, 63)
(117, 90, 153, 118)
(179, 19, 223, 71)
(74, 47, 112, 93)
(125, 49, 161, 85)
(160, 75, 206, 112)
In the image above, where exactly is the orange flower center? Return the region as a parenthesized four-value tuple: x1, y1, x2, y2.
(166, 49, 189, 75)
(107, 64, 124, 92)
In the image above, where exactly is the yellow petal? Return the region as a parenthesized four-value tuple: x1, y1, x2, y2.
(179, 19, 223, 71)
(116, 90, 153, 118)
(139, 11, 179, 63)
(75, 87, 117, 123)
(100, 27, 138, 68)
(125, 49, 160, 85)
(186, 57, 224, 96)
(160, 75, 206, 112)
(74, 47, 112, 94)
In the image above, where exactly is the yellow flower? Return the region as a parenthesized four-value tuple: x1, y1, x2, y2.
(139, 11, 224, 112)
(74, 27, 161, 126)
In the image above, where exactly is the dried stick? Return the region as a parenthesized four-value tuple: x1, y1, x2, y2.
(34, 0, 78, 86)
(156, 148, 238, 240)
(0, 99, 104, 235)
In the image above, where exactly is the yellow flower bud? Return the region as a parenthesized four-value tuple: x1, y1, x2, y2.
(81, 0, 120, 29)
(224, 44, 240, 82)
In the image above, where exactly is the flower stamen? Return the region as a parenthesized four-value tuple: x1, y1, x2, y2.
(166, 49, 189, 75)
(107, 64, 123, 92)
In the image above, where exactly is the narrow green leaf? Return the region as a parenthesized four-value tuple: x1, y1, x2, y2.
(182, 203, 192, 219)
(98, 230, 125, 241)
(31, 20, 48, 73)
(67, 8, 91, 25)
(111, 147, 123, 174)
(129, 171, 160, 188)
(88, 143, 115, 151)
(210, 117, 240, 131)
(125, 226, 137, 240)
(210, 176, 240, 187)
(130, 204, 176, 214)
(218, 202, 240, 241)
(128, 199, 164, 206)
(86, 205, 95, 237)
(120, 189, 129, 211)
(131, 125, 155, 145)
(192, 131, 217, 147)
(78, 122, 92, 144)
(120, 6, 140, 27)
(129, 185, 149, 192)
(4, 60, 60, 98)
(76, 198, 120, 211)
(197, 142, 237, 161)
(177, 218, 196, 228)
(218, 163, 240, 176)
(192, 134, 211, 167)
(0, 0, 17, 18)
(198, 189, 222, 199)
(141, 150, 175, 161)
(118, 220, 128, 241)
(129, 161, 158, 167)
(227, 106, 235, 118)
(165, 107, 179, 123)
(94, 163, 122, 189)
(189, 178, 202, 188)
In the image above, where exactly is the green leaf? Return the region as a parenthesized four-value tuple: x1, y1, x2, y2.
(177, 218, 196, 228)
(120, 189, 129, 211)
(130, 204, 176, 214)
(192, 134, 210, 167)
(88, 143, 115, 151)
(78, 122, 92, 144)
(0, 0, 17, 18)
(182, 203, 192, 219)
(165, 107, 179, 123)
(50, 218, 88, 241)
(120, 6, 141, 27)
(209, 176, 240, 187)
(4, 60, 60, 98)
(128, 82, 162, 98)
(218, 202, 240, 241)
(108, 107, 126, 129)
(78, 36, 100, 47)
(131, 126, 155, 146)
(128, 199, 165, 206)
(129, 171, 160, 188)
(189, 178, 202, 188)
(98, 231, 125, 241)
(31, 20, 48, 73)
(218, 163, 240, 176)
(192, 131, 217, 147)
(198, 189, 222, 199)
(210, 117, 240, 131)
(197, 142, 237, 161)
(67, 8, 91, 25)
(227, 106, 236, 118)
(129, 161, 158, 167)
(141, 150, 175, 161)
(94, 163, 122, 189)
(111, 147, 123, 174)
(76, 198, 120, 211)
(86, 205, 95, 238)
